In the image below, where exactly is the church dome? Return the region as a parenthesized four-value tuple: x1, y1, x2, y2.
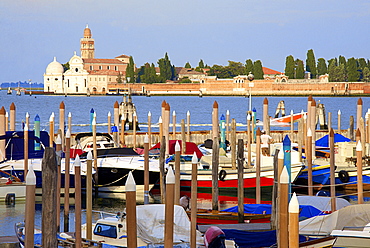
(84, 24, 92, 38)
(46, 57, 64, 74)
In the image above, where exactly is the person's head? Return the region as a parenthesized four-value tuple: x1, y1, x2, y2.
(261, 130, 266, 134)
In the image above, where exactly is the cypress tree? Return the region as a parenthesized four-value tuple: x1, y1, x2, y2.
(284, 55, 295, 79)
(295, 59, 305, 79)
(347, 57, 360, 82)
(126, 56, 136, 83)
(184, 62, 191, 68)
(198, 59, 205, 68)
(158, 52, 173, 82)
(245, 59, 253, 75)
(306, 49, 317, 78)
(253, 60, 264, 79)
(317, 58, 328, 76)
(363, 67, 370, 82)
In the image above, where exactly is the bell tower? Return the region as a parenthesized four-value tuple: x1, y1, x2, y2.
(80, 24, 95, 59)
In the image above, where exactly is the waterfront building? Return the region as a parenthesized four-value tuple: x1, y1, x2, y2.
(44, 25, 129, 94)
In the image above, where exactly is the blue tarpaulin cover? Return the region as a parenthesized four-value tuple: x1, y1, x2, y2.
(222, 204, 324, 219)
(315, 133, 351, 147)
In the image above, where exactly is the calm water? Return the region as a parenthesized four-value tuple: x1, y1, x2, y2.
(1, 90, 370, 236)
(0, 90, 369, 133)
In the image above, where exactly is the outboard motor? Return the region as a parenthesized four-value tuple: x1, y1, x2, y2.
(204, 226, 226, 248)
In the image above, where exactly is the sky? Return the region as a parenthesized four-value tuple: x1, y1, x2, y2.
(1, 0, 370, 83)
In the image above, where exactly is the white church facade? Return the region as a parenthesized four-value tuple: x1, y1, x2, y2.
(44, 25, 129, 94)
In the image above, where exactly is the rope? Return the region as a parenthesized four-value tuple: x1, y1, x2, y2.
(95, 168, 137, 187)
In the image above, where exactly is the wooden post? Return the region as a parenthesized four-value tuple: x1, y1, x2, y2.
(49, 113, 54, 147)
(74, 155, 82, 248)
(311, 99, 316, 158)
(307, 95, 312, 133)
(114, 101, 119, 148)
(278, 166, 289, 248)
(144, 134, 150, 205)
(24, 124, 29, 178)
(226, 110, 230, 142)
(164, 167, 175, 248)
(148, 111, 152, 147)
(288, 192, 299, 248)
(55, 134, 62, 232)
(212, 137, 219, 211)
(5, 111, 8, 132)
(64, 129, 71, 232)
(164, 104, 170, 153)
(59, 101, 65, 149)
(120, 115, 125, 147)
(263, 98, 269, 134)
(338, 110, 341, 134)
(190, 153, 198, 248)
(160, 136, 166, 203)
(159, 116, 163, 144)
(247, 113, 252, 168)
(187, 110, 191, 142)
(360, 117, 366, 155)
(68, 112, 72, 135)
(92, 117, 98, 188)
(349, 116, 354, 141)
(174, 141, 181, 205)
(329, 128, 336, 211)
(290, 110, 294, 141)
(0, 107, 6, 161)
(357, 97, 363, 130)
(25, 165, 36, 248)
(231, 119, 236, 170)
(256, 128, 261, 204)
(172, 111, 176, 140)
(307, 128, 313, 196)
(9, 102, 15, 131)
(42, 147, 58, 248)
(212, 101, 219, 139)
(126, 172, 137, 248)
(133, 112, 137, 148)
(357, 140, 364, 204)
(303, 112, 307, 149)
(181, 119, 186, 154)
(237, 139, 244, 223)
(86, 151, 93, 239)
(328, 112, 332, 133)
(298, 118, 303, 162)
(25, 112, 30, 131)
(107, 111, 111, 134)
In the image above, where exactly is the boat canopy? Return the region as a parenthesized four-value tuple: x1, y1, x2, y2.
(299, 204, 370, 236)
(150, 140, 203, 158)
(0, 131, 49, 160)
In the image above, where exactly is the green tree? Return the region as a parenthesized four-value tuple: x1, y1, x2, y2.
(245, 59, 253, 75)
(363, 67, 370, 82)
(347, 57, 360, 82)
(317, 58, 328, 76)
(157, 52, 173, 82)
(198, 59, 205, 68)
(227, 61, 246, 77)
(126, 56, 135, 83)
(295, 59, 305, 79)
(284, 55, 295, 79)
(358, 58, 368, 70)
(208, 64, 231, 78)
(62, 62, 70, 72)
(253, 60, 264, 79)
(306, 49, 317, 78)
(116, 72, 124, 84)
(184, 62, 191, 68)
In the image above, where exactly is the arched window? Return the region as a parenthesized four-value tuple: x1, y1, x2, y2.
(84, 79, 87, 87)
(76, 86, 79, 92)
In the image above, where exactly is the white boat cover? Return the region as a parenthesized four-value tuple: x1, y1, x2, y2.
(297, 196, 350, 211)
(136, 204, 203, 245)
(299, 204, 370, 236)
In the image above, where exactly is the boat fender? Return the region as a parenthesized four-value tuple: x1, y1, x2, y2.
(219, 170, 227, 181)
(338, 170, 349, 183)
(5, 193, 15, 205)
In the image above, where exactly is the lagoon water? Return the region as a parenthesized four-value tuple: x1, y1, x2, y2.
(1, 90, 370, 237)
(1, 90, 369, 133)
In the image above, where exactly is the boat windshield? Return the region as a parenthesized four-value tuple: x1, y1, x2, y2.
(94, 223, 117, 238)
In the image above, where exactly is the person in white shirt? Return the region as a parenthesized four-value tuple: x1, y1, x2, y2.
(260, 130, 273, 156)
